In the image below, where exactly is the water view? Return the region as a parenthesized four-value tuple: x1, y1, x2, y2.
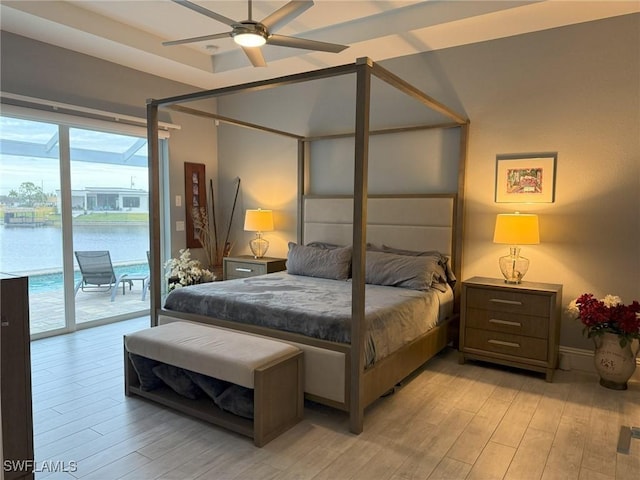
(1, 224, 149, 274)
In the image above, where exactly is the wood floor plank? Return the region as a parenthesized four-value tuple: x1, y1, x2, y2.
(581, 407, 619, 477)
(444, 396, 510, 465)
(491, 380, 544, 448)
(541, 416, 590, 480)
(504, 427, 554, 480)
(79, 451, 152, 479)
(528, 380, 570, 434)
(117, 432, 221, 480)
(578, 467, 616, 480)
(466, 441, 516, 480)
(153, 443, 232, 480)
(390, 408, 474, 480)
(427, 457, 472, 480)
(34, 400, 147, 447)
(311, 438, 385, 480)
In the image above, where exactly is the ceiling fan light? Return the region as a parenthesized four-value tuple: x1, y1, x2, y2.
(234, 32, 266, 47)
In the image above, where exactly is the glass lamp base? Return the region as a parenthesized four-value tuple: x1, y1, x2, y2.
(249, 235, 269, 258)
(498, 247, 529, 284)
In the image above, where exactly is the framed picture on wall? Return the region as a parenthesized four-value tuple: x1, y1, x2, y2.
(495, 153, 557, 203)
(184, 162, 206, 247)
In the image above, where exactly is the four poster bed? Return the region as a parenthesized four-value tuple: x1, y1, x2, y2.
(146, 57, 469, 434)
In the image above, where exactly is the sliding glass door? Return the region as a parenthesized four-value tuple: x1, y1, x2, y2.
(0, 112, 155, 337)
(0, 117, 67, 334)
(70, 127, 150, 324)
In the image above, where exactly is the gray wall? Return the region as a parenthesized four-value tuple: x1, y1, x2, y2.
(0, 31, 218, 264)
(217, 14, 639, 350)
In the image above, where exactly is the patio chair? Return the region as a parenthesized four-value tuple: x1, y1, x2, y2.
(141, 250, 151, 301)
(74, 251, 147, 302)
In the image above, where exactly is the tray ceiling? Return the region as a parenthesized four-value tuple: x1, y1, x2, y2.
(1, 1, 637, 90)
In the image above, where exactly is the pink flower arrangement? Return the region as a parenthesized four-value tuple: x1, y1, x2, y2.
(568, 294, 640, 347)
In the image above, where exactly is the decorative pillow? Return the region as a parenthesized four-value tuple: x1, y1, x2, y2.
(306, 241, 341, 250)
(380, 244, 456, 287)
(380, 244, 442, 258)
(152, 364, 203, 400)
(128, 353, 164, 391)
(186, 371, 232, 402)
(215, 385, 254, 419)
(365, 251, 447, 291)
(286, 242, 351, 280)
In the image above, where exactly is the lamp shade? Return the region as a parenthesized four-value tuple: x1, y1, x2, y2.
(244, 209, 274, 232)
(493, 213, 540, 245)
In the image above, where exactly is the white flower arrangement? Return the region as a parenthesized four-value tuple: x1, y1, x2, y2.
(165, 248, 215, 291)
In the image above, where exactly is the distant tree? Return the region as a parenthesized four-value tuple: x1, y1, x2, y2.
(15, 182, 47, 207)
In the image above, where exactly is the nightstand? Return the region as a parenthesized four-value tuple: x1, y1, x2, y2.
(459, 276, 563, 382)
(223, 255, 287, 281)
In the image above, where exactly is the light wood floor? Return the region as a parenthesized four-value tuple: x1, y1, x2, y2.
(31, 317, 640, 480)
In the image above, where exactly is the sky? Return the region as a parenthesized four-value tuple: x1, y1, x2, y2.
(0, 116, 149, 196)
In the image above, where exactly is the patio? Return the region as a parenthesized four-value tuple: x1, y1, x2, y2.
(29, 283, 151, 335)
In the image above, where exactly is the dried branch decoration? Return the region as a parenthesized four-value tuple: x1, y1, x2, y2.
(192, 205, 220, 268)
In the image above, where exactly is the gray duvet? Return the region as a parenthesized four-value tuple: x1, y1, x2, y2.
(163, 271, 453, 366)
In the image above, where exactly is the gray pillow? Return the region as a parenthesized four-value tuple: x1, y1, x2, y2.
(379, 244, 456, 286)
(287, 242, 351, 280)
(186, 370, 232, 401)
(152, 364, 203, 400)
(215, 385, 254, 419)
(365, 251, 446, 291)
(128, 353, 164, 391)
(306, 241, 341, 250)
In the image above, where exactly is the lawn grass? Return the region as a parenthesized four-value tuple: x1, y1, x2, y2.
(73, 212, 149, 223)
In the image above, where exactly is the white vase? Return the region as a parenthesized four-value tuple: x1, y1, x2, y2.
(593, 332, 639, 390)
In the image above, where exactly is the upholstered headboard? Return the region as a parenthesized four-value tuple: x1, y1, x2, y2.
(302, 195, 457, 258)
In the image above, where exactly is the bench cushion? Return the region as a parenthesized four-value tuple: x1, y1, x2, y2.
(124, 322, 300, 388)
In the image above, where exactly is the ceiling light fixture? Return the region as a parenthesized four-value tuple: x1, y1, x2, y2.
(232, 23, 267, 47)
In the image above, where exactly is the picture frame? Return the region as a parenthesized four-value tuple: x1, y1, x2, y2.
(184, 162, 206, 248)
(495, 153, 557, 203)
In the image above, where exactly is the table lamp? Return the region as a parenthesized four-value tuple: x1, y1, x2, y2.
(244, 208, 274, 258)
(493, 212, 540, 284)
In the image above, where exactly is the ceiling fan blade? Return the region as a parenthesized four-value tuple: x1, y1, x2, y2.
(242, 47, 267, 67)
(162, 32, 232, 47)
(171, 0, 237, 27)
(267, 34, 348, 53)
(260, 1, 314, 32)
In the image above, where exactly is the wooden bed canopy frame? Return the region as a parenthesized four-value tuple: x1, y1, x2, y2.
(146, 57, 470, 434)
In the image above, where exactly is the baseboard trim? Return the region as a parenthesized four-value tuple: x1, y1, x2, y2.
(558, 345, 640, 381)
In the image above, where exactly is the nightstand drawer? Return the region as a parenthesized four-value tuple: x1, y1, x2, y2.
(225, 261, 267, 279)
(466, 288, 550, 316)
(223, 256, 287, 281)
(465, 327, 548, 361)
(465, 307, 549, 338)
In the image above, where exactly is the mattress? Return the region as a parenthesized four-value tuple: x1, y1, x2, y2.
(164, 271, 453, 366)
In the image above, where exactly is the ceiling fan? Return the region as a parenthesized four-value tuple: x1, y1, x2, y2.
(163, 0, 349, 67)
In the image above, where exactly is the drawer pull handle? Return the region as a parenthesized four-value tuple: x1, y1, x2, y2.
(235, 267, 253, 273)
(490, 298, 523, 306)
(488, 339, 520, 348)
(489, 318, 522, 327)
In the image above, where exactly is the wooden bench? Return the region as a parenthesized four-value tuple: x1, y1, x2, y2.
(124, 321, 303, 447)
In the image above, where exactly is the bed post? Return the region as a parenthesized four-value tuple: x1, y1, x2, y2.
(147, 100, 160, 327)
(454, 122, 470, 295)
(350, 58, 372, 434)
(297, 139, 310, 243)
